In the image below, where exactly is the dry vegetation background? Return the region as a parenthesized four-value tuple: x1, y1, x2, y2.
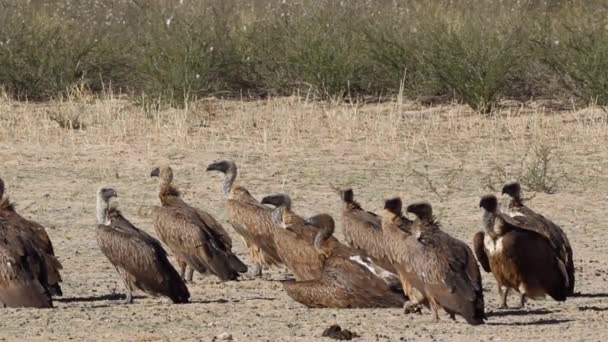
(1, 92, 608, 341)
(2, 0, 608, 341)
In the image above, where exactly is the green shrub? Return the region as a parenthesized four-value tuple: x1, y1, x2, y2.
(243, 1, 372, 98)
(537, 5, 608, 107)
(417, 3, 526, 112)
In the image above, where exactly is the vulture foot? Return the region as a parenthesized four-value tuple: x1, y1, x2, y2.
(403, 302, 424, 315)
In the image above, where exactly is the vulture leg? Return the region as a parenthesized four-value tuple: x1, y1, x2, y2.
(252, 264, 263, 277)
(403, 301, 423, 314)
(178, 260, 187, 281)
(519, 294, 527, 308)
(500, 287, 510, 309)
(116, 268, 134, 305)
(429, 297, 440, 322)
(187, 267, 195, 283)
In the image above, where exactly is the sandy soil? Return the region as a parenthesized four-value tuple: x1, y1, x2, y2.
(0, 97, 607, 341)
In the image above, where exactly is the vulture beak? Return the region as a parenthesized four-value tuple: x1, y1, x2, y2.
(260, 196, 276, 207)
(150, 167, 160, 177)
(206, 160, 233, 174)
(111, 189, 118, 198)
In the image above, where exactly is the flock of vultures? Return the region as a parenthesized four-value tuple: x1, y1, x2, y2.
(0, 160, 575, 326)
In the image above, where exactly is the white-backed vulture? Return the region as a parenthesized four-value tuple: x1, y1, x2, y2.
(96, 187, 190, 304)
(501, 180, 575, 295)
(0, 218, 52, 308)
(335, 188, 395, 273)
(274, 209, 406, 308)
(381, 198, 428, 313)
(262, 193, 401, 290)
(206, 160, 282, 277)
(0, 177, 63, 296)
(406, 201, 485, 325)
(474, 194, 568, 309)
(150, 165, 247, 282)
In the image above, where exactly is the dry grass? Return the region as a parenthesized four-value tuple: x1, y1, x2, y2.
(1, 95, 608, 340)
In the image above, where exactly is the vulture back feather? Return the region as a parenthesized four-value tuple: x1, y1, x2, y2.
(501, 180, 575, 295)
(0, 177, 62, 296)
(0, 218, 52, 308)
(151, 166, 246, 281)
(336, 188, 395, 273)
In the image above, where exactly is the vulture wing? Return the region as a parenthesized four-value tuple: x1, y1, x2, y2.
(0, 223, 52, 308)
(473, 231, 491, 273)
(282, 256, 405, 309)
(152, 205, 240, 281)
(97, 213, 190, 303)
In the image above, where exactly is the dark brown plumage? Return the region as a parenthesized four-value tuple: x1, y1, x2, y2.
(501, 180, 575, 295)
(406, 201, 485, 325)
(335, 188, 396, 273)
(475, 194, 568, 309)
(273, 208, 405, 309)
(207, 160, 282, 277)
(0, 177, 63, 296)
(0, 218, 52, 308)
(151, 165, 246, 282)
(96, 187, 190, 304)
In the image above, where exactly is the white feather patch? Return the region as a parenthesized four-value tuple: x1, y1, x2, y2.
(484, 234, 503, 256)
(349, 255, 396, 282)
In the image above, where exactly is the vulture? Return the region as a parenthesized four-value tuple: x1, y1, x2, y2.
(501, 180, 575, 295)
(382, 198, 484, 324)
(0, 218, 53, 308)
(406, 201, 485, 325)
(207, 160, 282, 277)
(95, 187, 190, 304)
(335, 188, 395, 273)
(150, 165, 247, 282)
(0, 177, 63, 296)
(272, 207, 406, 309)
(474, 194, 568, 308)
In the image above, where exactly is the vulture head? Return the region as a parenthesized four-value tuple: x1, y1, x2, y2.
(96, 186, 118, 224)
(501, 180, 522, 201)
(406, 201, 433, 223)
(479, 194, 498, 213)
(383, 197, 403, 217)
(311, 214, 336, 251)
(206, 160, 238, 195)
(150, 165, 173, 184)
(206, 160, 237, 175)
(479, 194, 499, 234)
(305, 213, 335, 231)
(261, 193, 292, 210)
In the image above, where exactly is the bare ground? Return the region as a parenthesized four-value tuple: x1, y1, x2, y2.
(0, 95, 607, 341)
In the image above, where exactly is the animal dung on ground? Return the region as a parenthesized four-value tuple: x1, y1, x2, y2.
(322, 324, 360, 340)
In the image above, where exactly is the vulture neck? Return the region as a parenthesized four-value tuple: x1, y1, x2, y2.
(159, 180, 180, 205)
(313, 225, 334, 252)
(0, 195, 14, 211)
(481, 210, 497, 237)
(96, 196, 110, 225)
(222, 169, 237, 196)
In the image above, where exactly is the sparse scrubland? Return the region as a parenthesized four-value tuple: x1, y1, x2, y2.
(1, 0, 608, 111)
(1, 0, 608, 341)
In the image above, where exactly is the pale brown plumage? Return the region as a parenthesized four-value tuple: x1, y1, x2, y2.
(151, 165, 246, 282)
(501, 180, 575, 295)
(96, 187, 190, 304)
(335, 188, 396, 273)
(274, 208, 406, 309)
(475, 194, 568, 309)
(0, 177, 63, 296)
(0, 218, 52, 308)
(406, 201, 485, 325)
(207, 160, 282, 277)
(381, 198, 427, 310)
